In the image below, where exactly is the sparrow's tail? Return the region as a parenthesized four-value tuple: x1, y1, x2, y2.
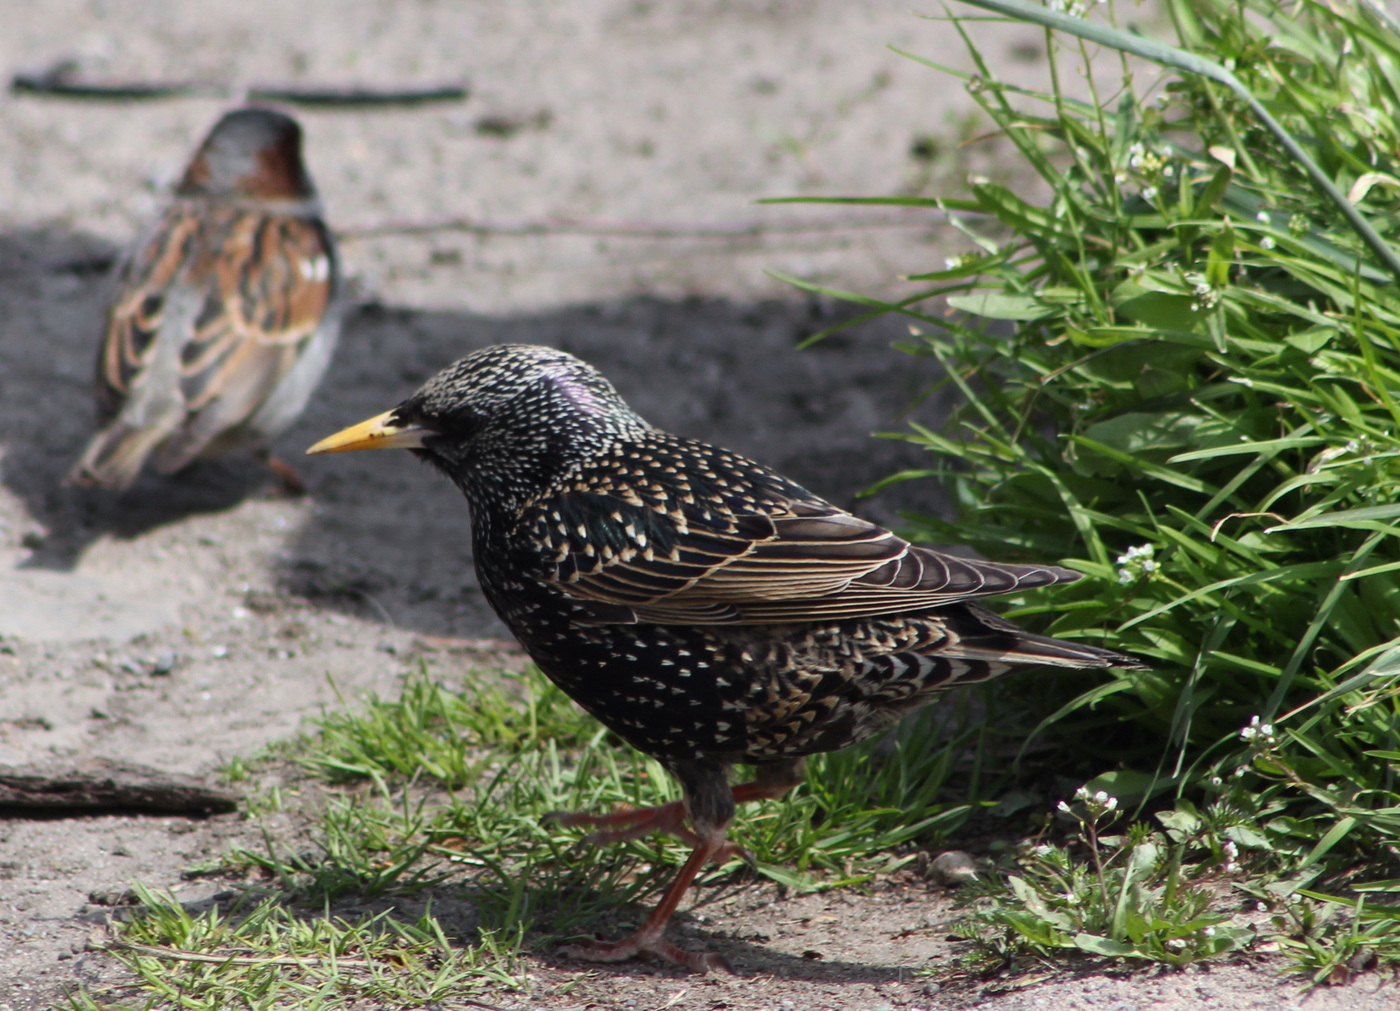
(67, 418, 179, 491)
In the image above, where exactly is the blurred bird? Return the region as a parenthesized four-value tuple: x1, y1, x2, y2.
(307, 344, 1142, 972)
(69, 107, 340, 491)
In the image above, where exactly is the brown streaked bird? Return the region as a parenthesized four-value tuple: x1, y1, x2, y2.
(307, 344, 1143, 972)
(68, 107, 340, 492)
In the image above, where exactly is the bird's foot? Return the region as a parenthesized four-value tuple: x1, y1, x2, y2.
(560, 929, 734, 974)
(262, 454, 307, 495)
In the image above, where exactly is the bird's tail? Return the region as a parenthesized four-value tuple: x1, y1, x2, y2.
(941, 602, 1146, 671)
(67, 419, 177, 490)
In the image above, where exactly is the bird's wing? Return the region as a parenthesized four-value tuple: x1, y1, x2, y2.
(149, 206, 337, 471)
(532, 489, 1079, 624)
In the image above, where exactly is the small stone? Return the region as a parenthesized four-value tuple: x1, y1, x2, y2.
(87, 887, 139, 906)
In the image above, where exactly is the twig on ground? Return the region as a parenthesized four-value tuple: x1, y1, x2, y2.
(11, 60, 468, 105)
(339, 209, 941, 240)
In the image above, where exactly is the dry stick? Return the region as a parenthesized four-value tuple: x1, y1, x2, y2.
(16, 210, 942, 280)
(339, 209, 943, 241)
(0, 759, 239, 814)
(11, 62, 468, 105)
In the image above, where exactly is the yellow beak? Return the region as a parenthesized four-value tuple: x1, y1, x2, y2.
(305, 410, 434, 455)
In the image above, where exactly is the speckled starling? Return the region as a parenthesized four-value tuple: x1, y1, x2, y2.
(307, 343, 1142, 972)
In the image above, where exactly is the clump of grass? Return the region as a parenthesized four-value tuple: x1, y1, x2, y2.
(778, 0, 1400, 975)
(62, 883, 524, 1011)
(954, 787, 1253, 971)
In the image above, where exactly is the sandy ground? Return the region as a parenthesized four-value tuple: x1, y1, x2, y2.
(1, 0, 1397, 1007)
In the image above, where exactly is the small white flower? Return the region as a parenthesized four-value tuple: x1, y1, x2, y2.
(1223, 841, 1239, 859)
(1141, 186, 1158, 200)
(1260, 236, 1276, 250)
(1031, 844, 1054, 857)
(1210, 776, 1223, 786)
(1289, 892, 1301, 903)
(1075, 786, 1091, 801)
(1256, 211, 1271, 224)
(1057, 800, 1072, 813)
(1166, 938, 1186, 950)
(1256, 900, 1269, 912)
(1202, 926, 1216, 937)
(1116, 544, 1158, 584)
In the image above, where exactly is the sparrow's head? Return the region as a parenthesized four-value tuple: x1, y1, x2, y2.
(177, 107, 316, 201)
(307, 344, 650, 507)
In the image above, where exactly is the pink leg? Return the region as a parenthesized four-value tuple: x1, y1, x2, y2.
(559, 824, 735, 973)
(548, 769, 804, 972)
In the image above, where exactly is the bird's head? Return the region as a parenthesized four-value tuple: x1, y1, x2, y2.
(307, 344, 650, 509)
(177, 107, 316, 202)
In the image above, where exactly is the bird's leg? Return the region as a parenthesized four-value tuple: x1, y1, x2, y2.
(257, 449, 308, 495)
(545, 798, 697, 846)
(557, 759, 807, 973)
(559, 820, 735, 973)
(545, 757, 807, 858)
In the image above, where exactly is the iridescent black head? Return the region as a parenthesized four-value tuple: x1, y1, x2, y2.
(310, 344, 651, 512)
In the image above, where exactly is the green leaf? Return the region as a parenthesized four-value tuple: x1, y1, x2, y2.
(1073, 933, 1137, 956)
(946, 291, 1059, 320)
(1268, 503, 1400, 531)
(1115, 292, 1205, 331)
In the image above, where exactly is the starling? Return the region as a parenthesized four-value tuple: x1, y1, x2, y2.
(307, 343, 1142, 972)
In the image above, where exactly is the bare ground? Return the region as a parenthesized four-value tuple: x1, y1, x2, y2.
(1, 1, 1397, 1008)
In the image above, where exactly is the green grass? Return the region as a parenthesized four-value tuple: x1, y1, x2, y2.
(71, 663, 1003, 1007)
(64, 882, 524, 1011)
(772, 0, 1400, 981)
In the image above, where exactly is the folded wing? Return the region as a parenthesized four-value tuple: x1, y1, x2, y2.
(535, 488, 1080, 625)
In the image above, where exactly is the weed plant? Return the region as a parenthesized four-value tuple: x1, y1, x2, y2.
(776, 0, 1400, 976)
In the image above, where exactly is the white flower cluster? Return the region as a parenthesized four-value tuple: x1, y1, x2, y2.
(1253, 210, 1278, 249)
(1126, 141, 1168, 175)
(1222, 839, 1239, 873)
(1116, 543, 1158, 584)
(1058, 785, 1119, 816)
(1239, 714, 1278, 746)
(1048, 0, 1092, 16)
(1185, 273, 1222, 312)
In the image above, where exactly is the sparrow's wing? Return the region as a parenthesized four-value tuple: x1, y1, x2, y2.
(152, 206, 336, 472)
(71, 205, 208, 489)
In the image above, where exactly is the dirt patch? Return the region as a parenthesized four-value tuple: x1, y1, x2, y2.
(2, 2, 1396, 1009)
